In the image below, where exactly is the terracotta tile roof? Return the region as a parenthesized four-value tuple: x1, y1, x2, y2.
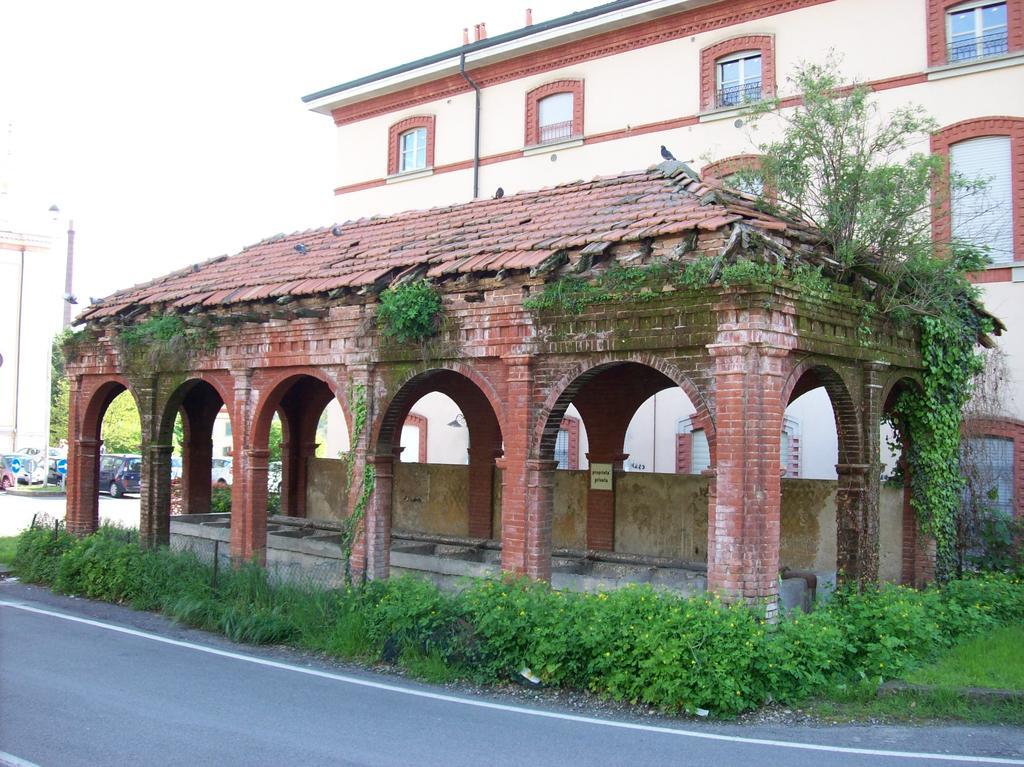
(79, 162, 810, 322)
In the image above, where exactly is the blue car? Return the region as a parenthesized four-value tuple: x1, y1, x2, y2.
(99, 454, 142, 497)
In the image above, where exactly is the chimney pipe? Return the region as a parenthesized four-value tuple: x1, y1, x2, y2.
(525, 8, 533, 25)
(463, 27, 469, 45)
(480, 22, 487, 39)
(473, 24, 480, 42)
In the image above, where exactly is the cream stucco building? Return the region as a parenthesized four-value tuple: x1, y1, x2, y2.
(304, 0, 1022, 511)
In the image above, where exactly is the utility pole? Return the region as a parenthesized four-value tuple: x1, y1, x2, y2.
(63, 219, 75, 328)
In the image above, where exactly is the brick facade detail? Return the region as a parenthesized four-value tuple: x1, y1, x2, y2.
(524, 79, 585, 147)
(699, 34, 776, 112)
(387, 115, 436, 176)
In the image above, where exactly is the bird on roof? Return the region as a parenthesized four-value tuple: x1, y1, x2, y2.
(494, 187, 504, 199)
(294, 243, 308, 254)
(660, 145, 677, 161)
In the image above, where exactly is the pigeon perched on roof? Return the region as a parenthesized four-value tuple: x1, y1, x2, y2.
(660, 145, 676, 161)
(494, 187, 504, 199)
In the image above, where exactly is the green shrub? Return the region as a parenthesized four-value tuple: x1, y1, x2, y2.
(376, 281, 443, 344)
(211, 486, 232, 514)
(13, 525, 75, 584)
(17, 528, 1024, 718)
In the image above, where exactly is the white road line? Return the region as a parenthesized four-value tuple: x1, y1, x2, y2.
(0, 750, 43, 767)
(3, 600, 1023, 765)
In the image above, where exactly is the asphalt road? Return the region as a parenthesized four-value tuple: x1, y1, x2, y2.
(2, 583, 1023, 767)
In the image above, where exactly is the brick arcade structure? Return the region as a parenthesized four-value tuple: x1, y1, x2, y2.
(63, 162, 933, 611)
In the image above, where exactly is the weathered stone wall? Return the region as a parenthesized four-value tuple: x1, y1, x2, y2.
(393, 462, 471, 537)
(306, 457, 348, 521)
(384, 465, 904, 580)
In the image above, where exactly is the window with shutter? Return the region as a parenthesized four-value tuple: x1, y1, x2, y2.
(951, 135, 1014, 264)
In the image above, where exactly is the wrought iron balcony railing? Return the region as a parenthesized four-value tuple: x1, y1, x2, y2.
(947, 30, 1009, 62)
(716, 80, 762, 109)
(538, 120, 576, 145)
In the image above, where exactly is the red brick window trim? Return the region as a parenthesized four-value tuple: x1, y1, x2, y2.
(556, 416, 580, 470)
(387, 115, 436, 177)
(699, 35, 775, 113)
(524, 80, 584, 148)
(403, 412, 429, 463)
(701, 153, 774, 200)
(931, 117, 1024, 268)
(962, 417, 1024, 519)
(926, 0, 1023, 67)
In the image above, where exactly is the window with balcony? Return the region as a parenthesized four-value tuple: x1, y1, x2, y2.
(700, 35, 775, 114)
(947, 1, 1009, 61)
(524, 80, 584, 148)
(716, 52, 762, 108)
(538, 93, 575, 145)
(950, 135, 1014, 263)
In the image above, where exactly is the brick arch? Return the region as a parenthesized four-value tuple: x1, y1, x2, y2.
(782, 357, 862, 467)
(701, 153, 763, 182)
(155, 372, 235, 446)
(251, 367, 350, 449)
(881, 372, 925, 415)
(371, 362, 506, 457)
(80, 375, 142, 440)
(534, 354, 713, 464)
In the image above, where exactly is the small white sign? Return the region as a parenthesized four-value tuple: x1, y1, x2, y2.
(590, 463, 613, 491)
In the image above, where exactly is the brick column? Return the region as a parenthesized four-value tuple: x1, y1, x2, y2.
(364, 453, 394, 580)
(345, 366, 372, 581)
(500, 354, 542, 577)
(67, 437, 100, 536)
(234, 447, 269, 564)
(525, 459, 558, 581)
(467, 446, 499, 539)
(181, 438, 214, 515)
(140, 443, 172, 548)
(835, 463, 869, 583)
(707, 342, 787, 616)
(585, 451, 628, 551)
(899, 455, 936, 586)
(229, 369, 255, 561)
(293, 440, 318, 518)
(858, 361, 887, 585)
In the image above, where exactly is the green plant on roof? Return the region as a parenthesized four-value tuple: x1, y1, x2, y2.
(376, 280, 443, 344)
(118, 314, 216, 370)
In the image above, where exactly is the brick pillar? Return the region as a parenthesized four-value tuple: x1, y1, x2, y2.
(279, 437, 296, 516)
(835, 463, 869, 583)
(229, 369, 255, 561)
(364, 453, 394, 580)
(182, 438, 214, 515)
(899, 456, 936, 586)
(525, 459, 557, 581)
(140, 443, 172, 548)
(346, 366, 372, 581)
(467, 446, 499, 539)
(585, 452, 627, 551)
(67, 437, 100, 536)
(707, 342, 787, 615)
(292, 440, 318, 518)
(858, 361, 887, 585)
(234, 447, 269, 564)
(499, 355, 537, 577)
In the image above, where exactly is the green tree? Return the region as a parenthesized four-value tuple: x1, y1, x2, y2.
(268, 418, 283, 463)
(101, 391, 142, 454)
(737, 59, 992, 577)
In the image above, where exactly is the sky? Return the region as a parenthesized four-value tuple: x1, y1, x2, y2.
(1, 0, 585, 318)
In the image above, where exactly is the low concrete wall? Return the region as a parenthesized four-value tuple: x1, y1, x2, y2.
(319, 463, 905, 583)
(394, 462, 470, 537)
(306, 457, 348, 522)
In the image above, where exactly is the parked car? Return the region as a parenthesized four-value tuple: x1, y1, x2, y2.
(1, 455, 37, 491)
(99, 454, 142, 498)
(170, 456, 183, 481)
(211, 457, 233, 485)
